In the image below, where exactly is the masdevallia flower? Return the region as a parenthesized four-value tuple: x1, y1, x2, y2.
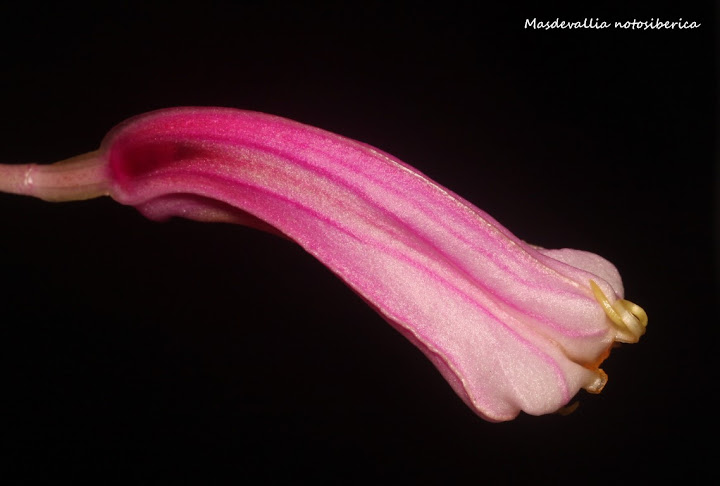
(0, 107, 646, 421)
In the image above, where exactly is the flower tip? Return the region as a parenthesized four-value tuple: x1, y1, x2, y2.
(556, 401, 580, 416)
(584, 368, 608, 394)
(589, 280, 648, 343)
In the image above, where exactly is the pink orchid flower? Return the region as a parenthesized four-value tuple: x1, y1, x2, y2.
(0, 107, 647, 421)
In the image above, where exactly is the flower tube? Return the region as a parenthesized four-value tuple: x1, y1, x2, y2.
(0, 107, 647, 421)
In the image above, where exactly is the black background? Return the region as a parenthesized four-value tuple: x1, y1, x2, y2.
(1, 1, 715, 484)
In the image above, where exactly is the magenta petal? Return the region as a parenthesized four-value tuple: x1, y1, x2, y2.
(0, 107, 647, 421)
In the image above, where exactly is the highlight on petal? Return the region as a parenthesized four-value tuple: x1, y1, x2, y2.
(0, 107, 647, 421)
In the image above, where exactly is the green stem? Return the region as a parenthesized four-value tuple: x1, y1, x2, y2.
(0, 150, 110, 202)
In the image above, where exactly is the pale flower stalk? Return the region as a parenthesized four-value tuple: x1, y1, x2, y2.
(0, 107, 647, 421)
